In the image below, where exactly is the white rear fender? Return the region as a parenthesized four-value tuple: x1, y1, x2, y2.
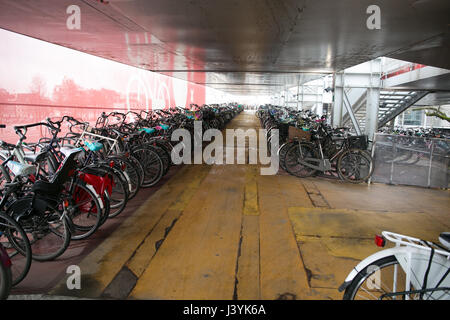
(85, 183, 104, 211)
(338, 247, 404, 292)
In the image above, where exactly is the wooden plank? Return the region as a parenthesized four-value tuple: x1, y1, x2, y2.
(257, 175, 310, 300)
(126, 166, 211, 277)
(244, 165, 259, 216)
(276, 175, 315, 208)
(49, 165, 209, 298)
(130, 165, 246, 299)
(235, 215, 261, 299)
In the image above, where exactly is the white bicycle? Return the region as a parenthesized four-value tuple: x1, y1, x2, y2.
(339, 231, 450, 300)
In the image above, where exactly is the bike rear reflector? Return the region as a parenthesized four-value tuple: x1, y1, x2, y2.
(375, 234, 386, 247)
(109, 161, 115, 168)
(63, 199, 69, 208)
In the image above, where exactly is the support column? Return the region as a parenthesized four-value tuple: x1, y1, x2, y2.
(332, 72, 344, 127)
(364, 58, 381, 141)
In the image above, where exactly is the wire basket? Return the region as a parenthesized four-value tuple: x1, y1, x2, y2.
(288, 126, 311, 141)
(347, 135, 368, 150)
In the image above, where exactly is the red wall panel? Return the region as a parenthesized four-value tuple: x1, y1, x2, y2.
(0, 29, 207, 142)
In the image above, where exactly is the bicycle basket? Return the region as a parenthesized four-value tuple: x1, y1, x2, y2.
(288, 126, 311, 141)
(347, 135, 368, 150)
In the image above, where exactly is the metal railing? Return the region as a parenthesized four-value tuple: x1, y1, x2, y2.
(370, 133, 449, 189)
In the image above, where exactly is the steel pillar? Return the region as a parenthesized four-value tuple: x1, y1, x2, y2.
(364, 58, 382, 141)
(332, 72, 344, 127)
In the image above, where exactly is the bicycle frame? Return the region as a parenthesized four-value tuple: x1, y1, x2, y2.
(72, 125, 121, 157)
(340, 231, 450, 300)
(296, 140, 345, 172)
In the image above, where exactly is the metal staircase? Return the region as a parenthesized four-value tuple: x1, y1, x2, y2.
(377, 90, 430, 127)
(342, 90, 430, 132)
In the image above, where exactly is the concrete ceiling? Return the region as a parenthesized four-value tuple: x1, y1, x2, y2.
(0, 0, 449, 95)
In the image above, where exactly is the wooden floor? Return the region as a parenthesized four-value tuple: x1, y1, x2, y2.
(50, 111, 450, 300)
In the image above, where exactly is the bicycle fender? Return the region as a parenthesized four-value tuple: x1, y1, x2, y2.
(85, 183, 105, 211)
(338, 247, 401, 292)
(120, 170, 133, 193)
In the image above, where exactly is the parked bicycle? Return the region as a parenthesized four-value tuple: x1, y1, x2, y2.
(0, 240, 12, 300)
(339, 231, 450, 300)
(257, 105, 374, 183)
(0, 103, 243, 291)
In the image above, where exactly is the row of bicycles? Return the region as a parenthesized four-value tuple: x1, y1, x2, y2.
(378, 126, 450, 139)
(0, 103, 243, 299)
(257, 105, 374, 183)
(257, 106, 450, 300)
(374, 129, 449, 167)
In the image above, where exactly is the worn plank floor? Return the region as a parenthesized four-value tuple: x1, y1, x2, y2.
(50, 111, 450, 300)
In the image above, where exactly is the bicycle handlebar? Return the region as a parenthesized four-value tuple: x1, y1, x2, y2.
(13, 122, 48, 131)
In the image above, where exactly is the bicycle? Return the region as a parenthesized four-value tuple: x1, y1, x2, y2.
(283, 118, 374, 183)
(1, 121, 105, 241)
(339, 231, 450, 300)
(0, 211, 32, 287)
(0, 241, 12, 300)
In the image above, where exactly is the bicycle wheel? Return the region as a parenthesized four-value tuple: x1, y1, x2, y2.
(284, 142, 318, 177)
(128, 154, 145, 186)
(99, 190, 111, 226)
(278, 141, 294, 172)
(132, 146, 164, 188)
(146, 142, 171, 175)
(7, 195, 71, 261)
(337, 148, 373, 183)
(0, 249, 12, 300)
(66, 180, 103, 240)
(108, 156, 141, 200)
(106, 167, 129, 218)
(0, 212, 32, 287)
(342, 255, 450, 300)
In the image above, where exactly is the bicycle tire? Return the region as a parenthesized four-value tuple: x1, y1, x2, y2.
(145, 141, 171, 175)
(278, 141, 294, 172)
(105, 166, 129, 218)
(66, 180, 103, 240)
(0, 252, 12, 300)
(342, 255, 450, 300)
(0, 212, 32, 287)
(132, 146, 164, 188)
(7, 195, 72, 261)
(99, 190, 111, 226)
(127, 154, 145, 187)
(337, 148, 373, 183)
(284, 142, 318, 177)
(107, 155, 141, 200)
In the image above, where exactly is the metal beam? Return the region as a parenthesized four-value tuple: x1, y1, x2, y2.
(343, 91, 362, 135)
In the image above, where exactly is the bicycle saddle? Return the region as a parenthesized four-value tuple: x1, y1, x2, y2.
(439, 232, 450, 250)
(6, 161, 36, 177)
